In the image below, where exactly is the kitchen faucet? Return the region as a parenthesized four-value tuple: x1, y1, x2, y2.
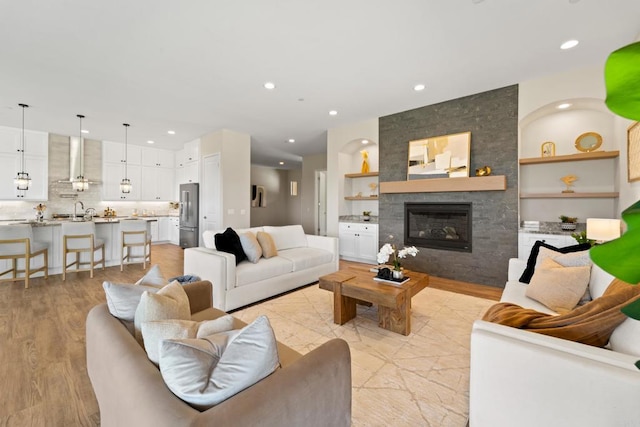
(74, 201, 85, 220)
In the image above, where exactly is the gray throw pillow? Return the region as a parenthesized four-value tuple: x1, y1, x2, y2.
(102, 282, 161, 321)
(239, 232, 263, 263)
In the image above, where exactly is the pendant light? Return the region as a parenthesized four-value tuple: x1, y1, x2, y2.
(14, 103, 31, 191)
(120, 123, 132, 193)
(72, 114, 89, 192)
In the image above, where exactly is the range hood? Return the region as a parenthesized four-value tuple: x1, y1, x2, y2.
(57, 136, 99, 184)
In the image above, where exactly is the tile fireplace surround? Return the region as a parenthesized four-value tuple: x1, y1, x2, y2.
(378, 85, 519, 288)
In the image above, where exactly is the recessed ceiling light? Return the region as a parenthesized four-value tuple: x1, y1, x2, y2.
(560, 39, 579, 50)
(329, 110, 338, 116)
(264, 82, 276, 90)
(287, 139, 295, 143)
(414, 84, 426, 91)
(472, 0, 485, 3)
(147, 140, 154, 144)
(167, 130, 175, 135)
(279, 161, 284, 165)
(81, 129, 89, 134)
(362, 139, 369, 144)
(557, 103, 572, 109)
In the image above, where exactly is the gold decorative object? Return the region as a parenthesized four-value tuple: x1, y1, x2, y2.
(575, 132, 603, 152)
(561, 174, 578, 193)
(475, 166, 492, 176)
(368, 182, 378, 196)
(360, 150, 370, 173)
(541, 141, 555, 157)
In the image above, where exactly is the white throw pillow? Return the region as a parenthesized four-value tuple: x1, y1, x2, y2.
(159, 315, 280, 410)
(142, 315, 235, 364)
(526, 258, 591, 313)
(134, 281, 191, 344)
(135, 264, 167, 287)
(537, 247, 593, 304)
(102, 282, 161, 321)
(263, 225, 307, 251)
(239, 232, 263, 263)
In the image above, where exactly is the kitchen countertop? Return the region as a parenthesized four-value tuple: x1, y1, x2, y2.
(0, 216, 174, 226)
(339, 215, 379, 224)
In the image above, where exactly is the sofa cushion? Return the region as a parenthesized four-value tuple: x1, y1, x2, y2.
(102, 282, 162, 321)
(589, 261, 616, 300)
(608, 317, 640, 357)
(501, 280, 557, 315)
(134, 281, 192, 343)
(278, 247, 334, 272)
(256, 231, 278, 258)
(159, 315, 280, 410)
(519, 241, 592, 283)
(141, 315, 235, 364)
(525, 258, 591, 313)
(239, 232, 262, 263)
(264, 225, 307, 251)
(235, 256, 293, 288)
(215, 228, 247, 265)
(203, 227, 264, 249)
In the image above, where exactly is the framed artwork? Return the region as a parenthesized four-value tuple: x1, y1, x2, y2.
(541, 141, 555, 157)
(251, 185, 266, 207)
(407, 131, 471, 180)
(628, 121, 640, 182)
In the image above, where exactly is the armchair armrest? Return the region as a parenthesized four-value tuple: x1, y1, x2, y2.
(470, 320, 640, 427)
(184, 248, 236, 311)
(507, 257, 527, 282)
(306, 235, 339, 268)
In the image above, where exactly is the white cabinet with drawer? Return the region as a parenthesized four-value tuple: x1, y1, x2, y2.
(338, 222, 378, 264)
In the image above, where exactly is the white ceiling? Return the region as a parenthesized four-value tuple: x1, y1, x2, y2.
(1, 0, 639, 169)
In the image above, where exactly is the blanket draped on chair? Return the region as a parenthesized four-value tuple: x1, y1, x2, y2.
(483, 279, 640, 347)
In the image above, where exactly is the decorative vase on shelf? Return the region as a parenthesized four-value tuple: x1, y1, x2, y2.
(360, 150, 370, 173)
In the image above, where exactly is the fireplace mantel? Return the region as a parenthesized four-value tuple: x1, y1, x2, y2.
(379, 175, 506, 194)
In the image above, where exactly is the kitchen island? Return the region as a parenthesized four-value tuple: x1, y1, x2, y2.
(0, 216, 179, 277)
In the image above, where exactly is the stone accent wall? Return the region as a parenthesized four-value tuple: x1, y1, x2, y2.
(378, 85, 519, 287)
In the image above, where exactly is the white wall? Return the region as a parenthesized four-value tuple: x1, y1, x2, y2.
(249, 165, 289, 227)
(326, 118, 378, 237)
(200, 129, 251, 229)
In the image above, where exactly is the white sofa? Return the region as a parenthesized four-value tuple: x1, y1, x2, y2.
(183, 225, 339, 312)
(469, 258, 640, 427)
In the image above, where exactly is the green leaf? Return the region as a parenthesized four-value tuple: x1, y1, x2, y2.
(622, 298, 640, 320)
(635, 360, 640, 370)
(604, 41, 640, 121)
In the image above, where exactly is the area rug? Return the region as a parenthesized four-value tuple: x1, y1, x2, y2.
(233, 284, 494, 427)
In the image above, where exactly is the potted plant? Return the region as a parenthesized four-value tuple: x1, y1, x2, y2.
(363, 211, 371, 221)
(559, 215, 578, 231)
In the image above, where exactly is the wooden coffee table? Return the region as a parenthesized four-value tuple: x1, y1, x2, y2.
(319, 266, 429, 335)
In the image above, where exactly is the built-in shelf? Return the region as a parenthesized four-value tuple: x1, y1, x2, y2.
(344, 171, 379, 178)
(379, 175, 506, 193)
(519, 150, 619, 165)
(344, 196, 379, 200)
(520, 192, 619, 199)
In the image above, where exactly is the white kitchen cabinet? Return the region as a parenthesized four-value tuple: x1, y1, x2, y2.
(0, 127, 48, 201)
(169, 217, 179, 245)
(518, 232, 577, 260)
(141, 147, 174, 168)
(184, 139, 200, 163)
(338, 222, 378, 264)
(102, 163, 141, 201)
(175, 149, 185, 168)
(103, 141, 142, 165)
(158, 217, 170, 242)
(141, 167, 175, 201)
(148, 219, 159, 242)
(182, 162, 199, 184)
(0, 127, 48, 156)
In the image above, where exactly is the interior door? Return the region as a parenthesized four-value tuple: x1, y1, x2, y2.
(316, 170, 327, 236)
(201, 153, 221, 245)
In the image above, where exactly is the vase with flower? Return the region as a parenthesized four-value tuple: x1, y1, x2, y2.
(34, 203, 46, 222)
(377, 243, 419, 279)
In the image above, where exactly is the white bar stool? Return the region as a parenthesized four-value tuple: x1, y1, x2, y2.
(61, 221, 105, 280)
(120, 219, 151, 271)
(0, 224, 49, 289)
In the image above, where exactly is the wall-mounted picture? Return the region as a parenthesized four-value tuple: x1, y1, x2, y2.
(628, 122, 640, 182)
(251, 185, 266, 207)
(407, 131, 471, 180)
(541, 141, 555, 157)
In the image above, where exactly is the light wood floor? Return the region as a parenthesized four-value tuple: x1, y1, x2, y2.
(0, 244, 501, 425)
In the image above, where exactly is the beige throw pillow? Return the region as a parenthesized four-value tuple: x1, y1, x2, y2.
(536, 247, 593, 304)
(526, 258, 591, 313)
(159, 315, 280, 410)
(142, 315, 235, 364)
(256, 231, 278, 259)
(134, 281, 191, 343)
(239, 232, 263, 263)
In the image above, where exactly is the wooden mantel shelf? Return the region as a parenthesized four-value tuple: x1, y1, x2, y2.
(519, 150, 619, 165)
(379, 175, 506, 194)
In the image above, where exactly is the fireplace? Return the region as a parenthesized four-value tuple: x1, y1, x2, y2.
(404, 202, 472, 252)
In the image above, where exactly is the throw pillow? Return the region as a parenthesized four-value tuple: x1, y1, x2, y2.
(134, 281, 191, 344)
(256, 231, 278, 259)
(102, 282, 162, 321)
(537, 247, 593, 304)
(519, 241, 591, 284)
(141, 315, 235, 364)
(159, 315, 280, 410)
(135, 264, 167, 287)
(214, 228, 247, 265)
(239, 232, 263, 263)
(525, 258, 591, 313)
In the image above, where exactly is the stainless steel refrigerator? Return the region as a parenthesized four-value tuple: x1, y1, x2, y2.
(179, 183, 199, 248)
